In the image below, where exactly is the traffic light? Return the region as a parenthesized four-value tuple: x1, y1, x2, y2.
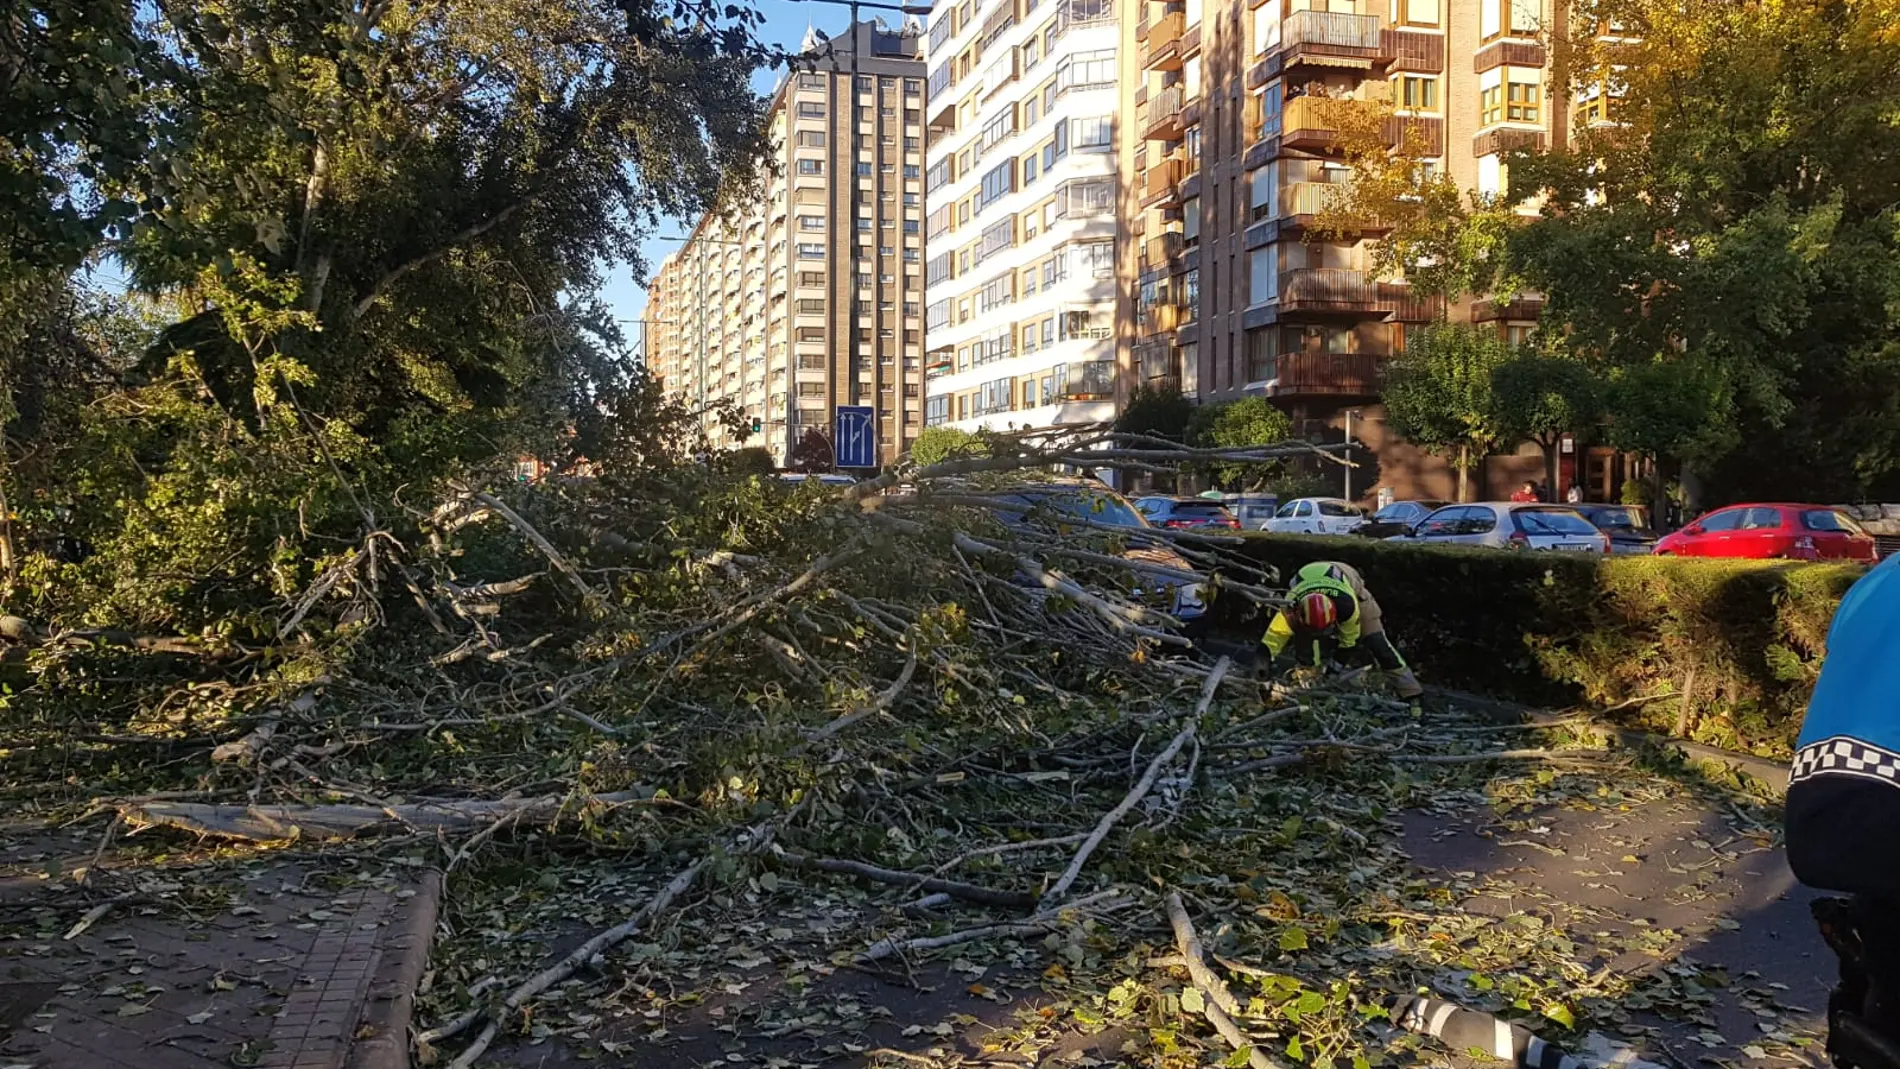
(751, 416, 762, 434)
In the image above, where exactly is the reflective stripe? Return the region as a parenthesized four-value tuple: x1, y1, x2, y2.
(1493, 1019, 1516, 1060)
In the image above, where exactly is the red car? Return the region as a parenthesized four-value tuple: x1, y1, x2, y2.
(1654, 503, 1878, 562)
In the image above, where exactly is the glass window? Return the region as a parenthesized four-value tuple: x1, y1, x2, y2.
(1513, 508, 1596, 535)
(1249, 247, 1277, 306)
(1696, 508, 1744, 532)
(1803, 510, 1863, 533)
(1399, 75, 1438, 112)
(1507, 80, 1541, 122)
(797, 159, 823, 175)
(1736, 507, 1787, 531)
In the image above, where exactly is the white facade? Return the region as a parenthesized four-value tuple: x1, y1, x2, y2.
(922, 0, 1123, 434)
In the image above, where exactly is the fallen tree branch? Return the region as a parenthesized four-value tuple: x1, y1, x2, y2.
(435, 814, 786, 1069)
(776, 850, 1034, 909)
(856, 888, 1126, 965)
(797, 646, 918, 748)
(466, 491, 601, 603)
(1041, 656, 1229, 908)
(121, 789, 669, 841)
(210, 686, 326, 765)
(1165, 891, 1282, 1069)
(1388, 747, 1614, 765)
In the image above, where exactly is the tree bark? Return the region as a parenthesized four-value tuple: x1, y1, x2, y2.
(1456, 443, 1470, 502)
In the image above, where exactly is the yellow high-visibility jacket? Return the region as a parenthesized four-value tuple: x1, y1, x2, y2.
(1261, 560, 1382, 663)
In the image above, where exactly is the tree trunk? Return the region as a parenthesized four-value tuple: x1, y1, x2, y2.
(0, 481, 16, 587)
(1456, 443, 1470, 502)
(1542, 439, 1560, 501)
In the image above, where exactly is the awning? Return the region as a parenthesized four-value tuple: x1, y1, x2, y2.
(1299, 56, 1374, 69)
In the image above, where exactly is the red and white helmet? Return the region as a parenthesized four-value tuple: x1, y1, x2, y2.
(1295, 591, 1339, 632)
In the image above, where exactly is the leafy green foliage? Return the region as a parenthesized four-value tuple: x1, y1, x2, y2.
(1188, 397, 1293, 490)
(788, 428, 834, 473)
(1114, 384, 1194, 444)
(1515, 0, 1900, 501)
(1379, 326, 1511, 501)
(909, 426, 989, 468)
(1491, 352, 1606, 490)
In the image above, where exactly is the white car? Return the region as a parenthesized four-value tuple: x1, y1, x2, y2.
(1262, 497, 1368, 535)
(1395, 503, 1610, 553)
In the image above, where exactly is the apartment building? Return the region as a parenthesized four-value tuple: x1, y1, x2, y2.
(920, 0, 1125, 435)
(1121, 0, 1565, 498)
(640, 21, 928, 467)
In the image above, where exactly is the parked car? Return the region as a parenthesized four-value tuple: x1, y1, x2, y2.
(1263, 497, 1368, 535)
(1133, 496, 1242, 530)
(1221, 494, 1280, 531)
(1397, 503, 1610, 553)
(1653, 503, 1877, 562)
(1356, 499, 1449, 540)
(1572, 503, 1659, 555)
(985, 481, 1208, 624)
(777, 473, 857, 487)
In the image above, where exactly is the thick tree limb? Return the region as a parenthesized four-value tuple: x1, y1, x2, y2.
(797, 647, 918, 748)
(856, 889, 1126, 964)
(1041, 657, 1230, 908)
(1165, 892, 1283, 1069)
(353, 201, 527, 318)
(775, 850, 1034, 909)
(465, 491, 601, 603)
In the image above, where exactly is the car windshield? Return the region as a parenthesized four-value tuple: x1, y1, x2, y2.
(1171, 503, 1233, 518)
(1004, 491, 1145, 529)
(1587, 506, 1648, 530)
(1515, 508, 1597, 536)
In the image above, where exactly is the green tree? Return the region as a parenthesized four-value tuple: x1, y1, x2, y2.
(1491, 351, 1606, 495)
(909, 426, 988, 468)
(1187, 397, 1293, 490)
(788, 429, 834, 474)
(1113, 384, 1193, 444)
(1507, 0, 1900, 501)
(1381, 325, 1512, 502)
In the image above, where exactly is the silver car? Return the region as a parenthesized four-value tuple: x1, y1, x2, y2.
(1397, 503, 1610, 553)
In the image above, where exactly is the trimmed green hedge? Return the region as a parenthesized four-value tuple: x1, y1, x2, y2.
(1216, 535, 1864, 756)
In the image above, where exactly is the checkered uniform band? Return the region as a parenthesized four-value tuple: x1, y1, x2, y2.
(1791, 736, 1900, 788)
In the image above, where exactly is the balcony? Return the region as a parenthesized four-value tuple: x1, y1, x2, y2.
(1141, 156, 1184, 207)
(1142, 230, 1185, 270)
(1135, 339, 1181, 383)
(1144, 85, 1186, 140)
(1268, 352, 1384, 399)
(1143, 302, 1185, 335)
(1470, 293, 1547, 322)
(1384, 28, 1445, 73)
(1278, 269, 1440, 321)
(1141, 12, 1185, 70)
(1473, 39, 1547, 73)
(1281, 10, 1384, 68)
(1280, 96, 1341, 150)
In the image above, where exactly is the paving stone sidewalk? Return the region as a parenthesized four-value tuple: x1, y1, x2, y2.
(0, 824, 440, 1069)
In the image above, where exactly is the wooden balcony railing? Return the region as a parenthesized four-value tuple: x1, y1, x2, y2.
(1143, 230, 1185, 267)
(1141, 12, 1185, 69)
(1269, 352, 1385, 399)
(1282, 10, 1383, 60)
(1143, 85, 1186, 140)
(1278, 269, 1439, 320)
(1144, 303, 1184, 334)
(1281, 96, 1340, 149)
(1141, 156, 1184, 205)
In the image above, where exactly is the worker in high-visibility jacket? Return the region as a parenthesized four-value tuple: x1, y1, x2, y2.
(1261, 560, 1423, 699)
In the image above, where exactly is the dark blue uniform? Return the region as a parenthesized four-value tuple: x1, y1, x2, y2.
(1787, 555, 1900, 899)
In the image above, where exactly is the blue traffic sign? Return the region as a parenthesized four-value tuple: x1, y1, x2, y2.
(834, 405, 877, 469)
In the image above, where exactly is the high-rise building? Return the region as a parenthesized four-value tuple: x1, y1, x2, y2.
(641, 21, 928, 467)
(1121, 0, 1564, 499)
(920, 0, 1124, 435)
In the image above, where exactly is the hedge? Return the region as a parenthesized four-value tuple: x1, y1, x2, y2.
(1213, 535, 1865, 757)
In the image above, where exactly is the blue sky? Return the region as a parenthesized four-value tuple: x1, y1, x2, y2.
(603, 0, 866, 338)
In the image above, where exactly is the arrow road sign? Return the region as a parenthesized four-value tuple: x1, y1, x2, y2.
(835, 405, 877, 469)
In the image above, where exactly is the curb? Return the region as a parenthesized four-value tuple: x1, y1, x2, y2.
(348, 869, 444, 1069)
(1419, 684, 1791, 798)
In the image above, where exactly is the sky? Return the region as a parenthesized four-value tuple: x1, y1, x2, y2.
(603, 0, 875, 342)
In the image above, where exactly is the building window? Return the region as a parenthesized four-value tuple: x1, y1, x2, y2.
(1397, 75, 1439, 112)
(857, 161, 873, 177)
(1023, 153, 1040, 186)
(1396, 0, 1440, 25)
(1249, 247, 1277, 306)
(796, 131, 827, 148)
(1480, 85, 1503, 126)
(975, 160, 1016, 213)
(905, 78, 922, 95)
(903, 164, 920, 178)
(1483, 0, 1541, 39)
(799, 73, 826, 89)
(1072, 116, 1112, 151)
(798, 243, 825, 259)
(797, 159, 823, 175)
(1507, 80, 1541, 122)
(797, 102, 825, 117)
(798, 215, 825, 230)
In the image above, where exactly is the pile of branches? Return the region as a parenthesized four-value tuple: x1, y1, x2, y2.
(0, 425, 1651, 1069)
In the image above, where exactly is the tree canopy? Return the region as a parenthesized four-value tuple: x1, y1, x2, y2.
(1380, 325, 1512, 501)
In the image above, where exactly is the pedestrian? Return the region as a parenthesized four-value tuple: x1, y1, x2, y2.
(1565, 484, 1583, 504)
(1535, 481, 1551, 502)
(1262, 560, 1423, 699)
(1510, 481, 1538, 503)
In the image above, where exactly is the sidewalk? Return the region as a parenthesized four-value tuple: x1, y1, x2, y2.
(0, 823, 439, 1069)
